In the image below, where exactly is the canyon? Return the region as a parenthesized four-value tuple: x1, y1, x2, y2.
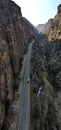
(0, 0, 61, 130)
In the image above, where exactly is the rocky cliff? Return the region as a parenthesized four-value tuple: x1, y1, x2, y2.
(30, 38, 61, 130)
(30, 5, 61, 130)
(0, 0, 38, 129)
(37, 4, 61, 41)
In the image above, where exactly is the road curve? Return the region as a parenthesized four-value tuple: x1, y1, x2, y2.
(18, 40, 35, 130)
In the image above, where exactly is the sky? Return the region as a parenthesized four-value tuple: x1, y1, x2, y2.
(13, 0, 61, 26)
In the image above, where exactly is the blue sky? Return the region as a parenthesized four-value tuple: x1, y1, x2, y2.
(13, 0, 61, 26)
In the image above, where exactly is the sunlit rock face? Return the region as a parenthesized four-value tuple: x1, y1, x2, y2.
(0, 0, 37, 129)
(58, 4, 61, 15)
(30, 39, 61, 130)
(37, 4, 61, 41)
(48, 4, 61, 41)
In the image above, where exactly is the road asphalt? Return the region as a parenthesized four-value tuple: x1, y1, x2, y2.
(18, 40, 35, 130)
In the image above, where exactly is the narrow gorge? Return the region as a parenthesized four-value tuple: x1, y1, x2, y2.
(0, 0, 61, 130)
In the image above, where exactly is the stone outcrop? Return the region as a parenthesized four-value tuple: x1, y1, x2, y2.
(37, 4, 61, 41)
(48, 4, 61, 41)
(30, 38, 61, 130)
(0, 0, 37, 129)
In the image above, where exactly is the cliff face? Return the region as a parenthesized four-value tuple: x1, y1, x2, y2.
(30, 38, 61, 130)
(0, 0, 37, 129)
(37, 4, 61, 41)
(48, 4, 61, 41)
(30, 5, 61, 129)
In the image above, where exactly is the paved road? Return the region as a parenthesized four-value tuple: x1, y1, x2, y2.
(18, 40, 35, 130)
